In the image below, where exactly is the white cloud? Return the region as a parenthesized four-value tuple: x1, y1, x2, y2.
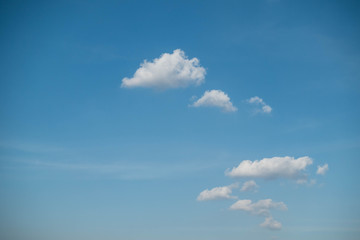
(226, 156, 313, 180)
(229, 199, 287, 216)
(197, 183, 238, 201)
(121, 49, 206, 89)
(262, 105, 272, 113)
(317, 164, 329, 175)
(260, 217, 282, 230)
(247, 96, 272, 113)
(191, 90, 237, 112)
(230, 199, 286, 231)
(241, 180, 258, 192)
(248, 96, 264, 104)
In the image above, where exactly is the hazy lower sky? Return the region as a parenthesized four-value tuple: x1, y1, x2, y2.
(1, 1, 360, 240)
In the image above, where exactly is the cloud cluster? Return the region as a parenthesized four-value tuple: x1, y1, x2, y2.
(197, 183, 238, 201)
(121, 49, 206, 89)
(191, 90, 237, 112)
(121, 50, 279, 115)
(226, 156, 313, 180)
(317, 164, 329, 175)
(230, 199, 287, 230)
(122, 49, 238, 113)
(247, 96, 272, 113)
(198, 155, 328, 230)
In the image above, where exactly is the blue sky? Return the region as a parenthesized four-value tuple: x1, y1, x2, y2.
(0, 0, 360, 239)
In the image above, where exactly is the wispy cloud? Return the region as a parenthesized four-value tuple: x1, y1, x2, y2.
(230, 199, 287, 230)
(240, 180, 258, 192)
(260, 217, 282, 230)
(4, 157, 219, 181)
(0, 141, 64, 153)
(121, 49, 206, 89)
(230, 199, 287, 216)
(247, 96, 272, 114)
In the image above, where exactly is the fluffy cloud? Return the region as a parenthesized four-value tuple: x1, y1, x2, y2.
(191, 90, 237, 112)
(197, 183, 238, 201)
(226, 156, 313, 180)
(260, 217, 282, 230)
(121, 49, 206, 89)
(247, 96, 272, 113)
(241, 180, 258, 192)
(317, 164, 329, 175)
(229, 199, 287, 216)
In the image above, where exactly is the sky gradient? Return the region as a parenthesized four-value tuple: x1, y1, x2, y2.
(1, 1, 360, 240)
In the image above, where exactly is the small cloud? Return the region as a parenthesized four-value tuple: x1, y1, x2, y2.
(317, 164, 329, 175)
(296, 178, 317, 186)
(197, 183, 238, 201)
(260, 217, 282, 230)
(262, 105, 272, 113)
(248, 96, 264, 104)
(229, 199, 287, 216)
(240, 180, 258, 192)
(247, 96, 272, 114)
(191, 90, 237, 112)
(226, 156, 313, 180)
(121, 49, 206, 89)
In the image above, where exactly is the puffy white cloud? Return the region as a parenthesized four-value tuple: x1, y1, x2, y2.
(247, 96, 272, 113)
(121, 49, 206, 89)
(241, 180, 258, 192)
(317, 164, 329, 175)
(260, 217, 282, 230)
(226, 156, 313, 180)
(191, 90, 237, 112)
(197, 183, 238, 201)
(229, 199, 287, 216)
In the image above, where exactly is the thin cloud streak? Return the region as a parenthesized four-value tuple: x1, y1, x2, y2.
(2, 157, 220, 180)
